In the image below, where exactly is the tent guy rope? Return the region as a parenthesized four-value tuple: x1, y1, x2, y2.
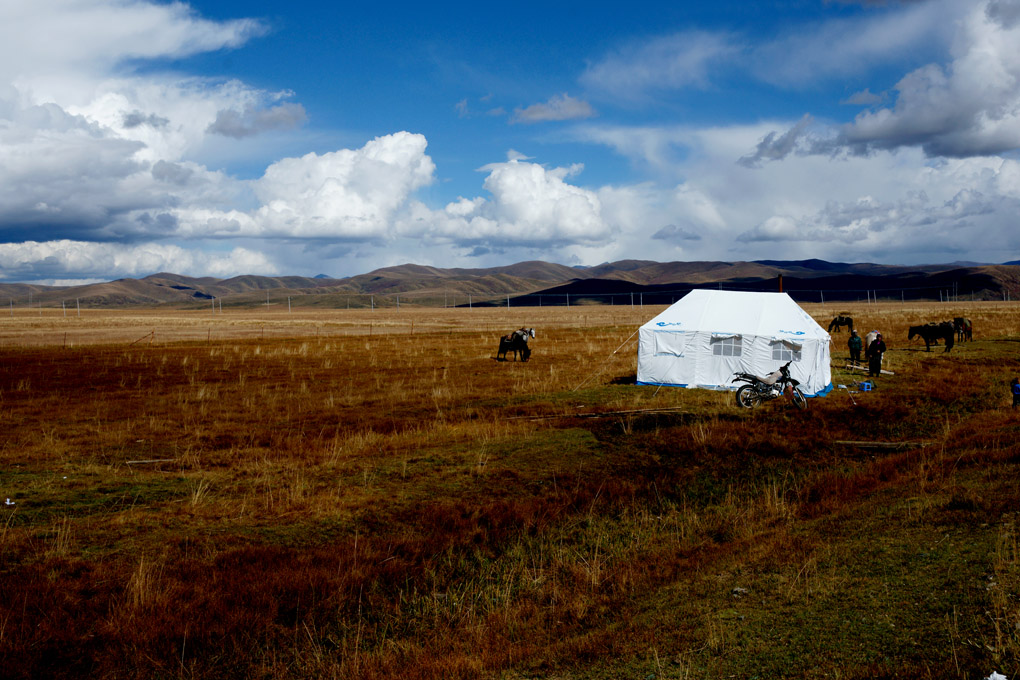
(571, 328, 640, 392)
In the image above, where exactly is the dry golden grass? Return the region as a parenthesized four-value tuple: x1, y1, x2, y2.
(2, 299, 1016, 348)
(0, 300, 1019, 679)
(0, 304, 656, 347)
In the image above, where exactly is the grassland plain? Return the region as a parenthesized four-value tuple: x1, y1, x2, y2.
(1, 301, 1019, 679)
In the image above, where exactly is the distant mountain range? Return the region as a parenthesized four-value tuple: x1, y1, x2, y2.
(2, 259, 1018, 308)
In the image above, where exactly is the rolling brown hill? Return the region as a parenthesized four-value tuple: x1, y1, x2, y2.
(0, 259, 1017, 308)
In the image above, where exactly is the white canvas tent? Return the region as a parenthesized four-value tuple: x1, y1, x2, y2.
(636, 289, 833, 397)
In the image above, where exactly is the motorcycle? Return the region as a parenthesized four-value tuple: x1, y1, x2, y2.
(732, 361, 807, 410)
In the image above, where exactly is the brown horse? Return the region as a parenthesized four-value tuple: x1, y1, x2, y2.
(827, 314, 853, 333)
(909, 322, 955, 352)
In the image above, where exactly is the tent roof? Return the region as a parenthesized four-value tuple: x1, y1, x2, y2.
(640, 289, 828, 340)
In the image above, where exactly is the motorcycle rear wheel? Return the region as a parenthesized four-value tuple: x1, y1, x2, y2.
(736, 385, 762, 408)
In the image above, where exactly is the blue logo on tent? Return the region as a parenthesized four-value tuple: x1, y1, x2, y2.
(778, 330, 805, 335)
(656, 322, 683, 327)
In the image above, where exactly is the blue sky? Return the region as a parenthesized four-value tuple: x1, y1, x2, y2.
(2, 0, 1020, 283)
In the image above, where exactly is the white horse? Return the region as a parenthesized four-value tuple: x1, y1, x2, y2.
(864, 330, 880, 353)
(497, 327, 535, 361)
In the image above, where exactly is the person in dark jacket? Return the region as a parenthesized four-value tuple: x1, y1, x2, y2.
(865, 333, 886, 378)
(1012, 378, 1020, 408)
(848, 329, 863, 365)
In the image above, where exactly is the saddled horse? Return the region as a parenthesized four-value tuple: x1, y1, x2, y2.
(827, 314, 854, 333)
(909, 322, 955, 352)
(953, 317, 973, 342)
(497, 327, 535, 361)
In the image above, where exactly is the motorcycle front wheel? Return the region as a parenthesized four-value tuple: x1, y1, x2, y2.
(791, 387, 808, 410)
(736, 385, 762, 408)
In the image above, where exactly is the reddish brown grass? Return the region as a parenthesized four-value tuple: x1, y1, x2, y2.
(1, 301, 1019, 678)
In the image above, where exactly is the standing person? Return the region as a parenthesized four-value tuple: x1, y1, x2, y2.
(1012, 378, 1020, 408)
(848, 329, 863, 365)
(865, 332, 887, 378)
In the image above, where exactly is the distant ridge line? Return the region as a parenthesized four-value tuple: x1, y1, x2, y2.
(0, 259, 1017, 307)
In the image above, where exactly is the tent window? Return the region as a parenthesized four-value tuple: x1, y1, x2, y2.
(711, 335, 742, 357)
(772, 343, 802, 362)
(654, 331, 690, 356)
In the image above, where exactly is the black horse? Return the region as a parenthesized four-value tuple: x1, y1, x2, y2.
(953, 317, 972, 342)
(497, 327, 535, 361)
(827, 314, 854, 333)
(909, 322, 955, 352)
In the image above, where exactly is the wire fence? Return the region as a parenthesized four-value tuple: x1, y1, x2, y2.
(244, 281, 1008, 309)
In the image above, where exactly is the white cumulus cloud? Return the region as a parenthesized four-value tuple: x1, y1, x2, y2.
(171, 132, 436, 240)
(837, 0, 1020, 157)
(404, 159, 611, 246)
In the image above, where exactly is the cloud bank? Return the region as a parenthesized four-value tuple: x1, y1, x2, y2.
(0, 240, 275, 283)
